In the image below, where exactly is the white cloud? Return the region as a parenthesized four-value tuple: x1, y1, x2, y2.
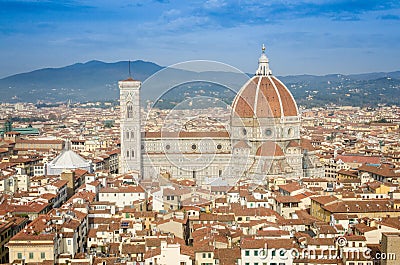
(204, 0, 227, 9)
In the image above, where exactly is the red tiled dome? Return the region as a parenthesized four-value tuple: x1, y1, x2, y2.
(231, 46, 298, 119)
(256, 141, 284, 157)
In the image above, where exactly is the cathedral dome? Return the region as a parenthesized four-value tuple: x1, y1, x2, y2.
(256, 141, 284, 157)
(49, 150, 90, 169)
(231, 45, 298, 119)
(46, 144, 92, 175)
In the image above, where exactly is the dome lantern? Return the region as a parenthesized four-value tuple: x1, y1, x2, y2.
(256, 44, 272, 76)
(231, 45, 299, 119)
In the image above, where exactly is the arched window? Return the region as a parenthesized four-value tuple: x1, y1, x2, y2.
(127, 102, 133, 118)
(131, 150, 135, 158)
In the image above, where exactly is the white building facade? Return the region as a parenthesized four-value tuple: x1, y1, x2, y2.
(119, 77, 142, 174)
(119, 47, 324, 184)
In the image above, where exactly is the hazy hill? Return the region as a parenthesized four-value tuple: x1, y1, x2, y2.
(280, 72, 400, 107)
(0, 60, 162, 102)
(0, 60, 399, 108)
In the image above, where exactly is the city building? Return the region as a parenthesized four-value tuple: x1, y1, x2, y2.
(119, 46, 324, 185)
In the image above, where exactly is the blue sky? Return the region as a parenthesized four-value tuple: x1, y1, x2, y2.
(0, 0, 400, 78)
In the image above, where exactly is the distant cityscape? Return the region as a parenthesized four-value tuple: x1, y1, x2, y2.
(0, 49, 399, 265)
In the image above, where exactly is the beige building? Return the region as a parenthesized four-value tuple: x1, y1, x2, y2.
(381, 232, 400, 265)
(98, 185, 146, 210)
(7, 216, 59, 263)
(14, 138, 64, 152)
(144, 240, 193, 265)
(311, 197, 400, 222)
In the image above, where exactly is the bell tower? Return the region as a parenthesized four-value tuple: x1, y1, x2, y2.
(119, 77, 141, 174)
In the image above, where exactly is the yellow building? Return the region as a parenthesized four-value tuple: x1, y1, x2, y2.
(310, 195, 338, 222)
(368, 181, 396, 195)
(337, 169, 359, 181)
(6, 215, 58, 263)
(312, 199, 400, 222)
(268, 176, 287, 190)
(381, 232, 400, 265)
(7, 237, 56, 263)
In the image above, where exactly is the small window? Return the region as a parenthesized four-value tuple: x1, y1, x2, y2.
(217, 144, 222, 150)
(127, 103, 133, 118)
(288, 127, 294, 137)
(18, 253, 22, 259)
(29, 252, 34, 259)
(242, 128, 247, 135)
(265, 129, 272, 136)
(165, 144, 171, 150)
(254, 250, 258, 256)
(245, 250, 250, 256)
(41, 252, 45, 259)
(131, 150, 135, 158)
(191, 144, 197, 150)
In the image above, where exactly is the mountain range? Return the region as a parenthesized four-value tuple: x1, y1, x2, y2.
(0, 60, 399, 108)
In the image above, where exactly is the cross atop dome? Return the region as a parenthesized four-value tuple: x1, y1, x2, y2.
(256, 44, 272, 76)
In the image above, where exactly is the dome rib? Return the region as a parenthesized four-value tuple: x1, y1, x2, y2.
(232, 77, 259, 118)
(232, 75, 298, 119)
(272, 76, 299, 117)
(252, 76, 263, 117)
(267, 75, 284, 117)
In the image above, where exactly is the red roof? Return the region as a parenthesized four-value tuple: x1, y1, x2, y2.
(256, 141, 284, 157)
(337, 154, 381, 164)
(232, 75, 298, 118)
